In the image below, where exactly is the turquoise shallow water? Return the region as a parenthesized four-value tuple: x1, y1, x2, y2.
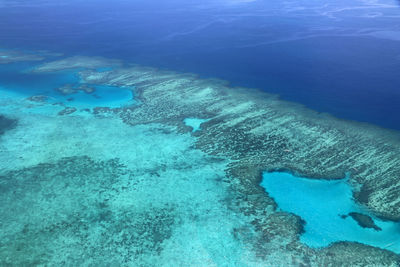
(183, 118, 208, 132)
(260, 172, 400, 253)
(0, 63, 133, 108)
(56, 84, 133, 109)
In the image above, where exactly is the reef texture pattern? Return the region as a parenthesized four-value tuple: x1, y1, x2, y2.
(76, 59, 400, 221)
(0, 54, 399, 266)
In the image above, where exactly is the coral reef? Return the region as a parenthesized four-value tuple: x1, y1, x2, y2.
(0, 50, 45, 64)
(33, 56, 121, 73)
(348, 212, 382, 231)
(0, 114, 16, 136)
(55, 84, 96, 95)
(57, 107, 77, 116)
(68, 60, 400, 221)
(0, 157, 176, 265)
(27, 95, 49, 103)
(1, 55, 399, 265)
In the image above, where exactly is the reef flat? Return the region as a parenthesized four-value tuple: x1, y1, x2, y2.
(32, 56, 121, 73)
(64, 58, 400, 222)
(0, 53, 400, 266)
(0, 50, 44, 64)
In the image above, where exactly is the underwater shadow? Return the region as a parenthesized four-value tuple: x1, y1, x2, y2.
(0, 115, 17, 136)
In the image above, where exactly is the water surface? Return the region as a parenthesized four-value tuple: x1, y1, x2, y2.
(1, 0, 399, 129)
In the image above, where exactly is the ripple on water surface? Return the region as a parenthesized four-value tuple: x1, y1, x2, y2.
(260, 171, 400, 253)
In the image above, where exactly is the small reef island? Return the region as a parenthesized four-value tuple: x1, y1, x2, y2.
(0, 49, 400, 266)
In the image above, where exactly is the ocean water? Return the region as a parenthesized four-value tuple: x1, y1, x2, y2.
(1, 0, 400, 266)
(1, 0, 399, 129)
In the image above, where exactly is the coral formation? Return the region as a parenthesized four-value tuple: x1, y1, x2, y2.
(68, 60, 400, 221)
(0, 115, 16, 136)
(57, 107, 77, 116)
(33, 56, 121, 73)
(1, 55, 399, 265)
(55, 84, 95, 95)
(0, 157, 176, 265)
(348, 212, 382, 231)
(0, 50, 45, 64)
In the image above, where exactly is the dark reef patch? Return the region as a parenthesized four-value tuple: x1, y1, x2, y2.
(0, 114, 16, 136)
(27, 95, 49, 102)
(55, 83, 95, 95)
(348, 212, 382, 231)
(58, 107, 77, 116)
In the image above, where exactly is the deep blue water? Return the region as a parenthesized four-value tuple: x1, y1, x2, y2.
(0, 0, 400, 129)
(261, 172, 400, 253)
